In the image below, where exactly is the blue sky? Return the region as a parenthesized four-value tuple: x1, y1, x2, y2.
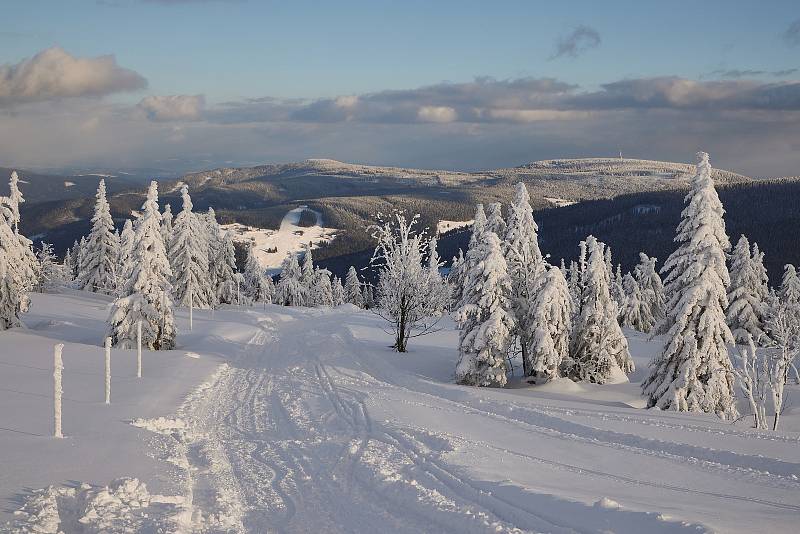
(1, 0, 800, 176)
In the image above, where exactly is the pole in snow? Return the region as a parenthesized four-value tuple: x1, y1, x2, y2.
(136, 320, 142, 378)
(104, 337, 111, 404)
(54, 343, 64, 438)
(237, 278, 240, 307)
(189, 283, 193, 331)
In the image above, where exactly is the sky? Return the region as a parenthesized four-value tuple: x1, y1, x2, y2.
(1, 0, 800, 176)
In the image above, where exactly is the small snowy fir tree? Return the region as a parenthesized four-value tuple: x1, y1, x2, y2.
(161, 203, 173, 254)
(485, 202, 506, 238)
(170, 186, 212, 309)
(276, 253, 305, 306)
(344, 266, 365, 307)
(36, 242, 63, 292)
(300, 246, 315, 295)
(242, 243, 273, 303)
(620, 272, 651, 332)
(503, 183, 546, 376)
(447, 249, 466, 309)
(116, 220, 135, 294)
(362, 283, 375, 309)
(0, 198, 25, 328)
(214, 231, 238, 304)
(527, 266, 572, 382)
(77, 180, 119, 294)
(62, 247, 74, 283)
(455, 230, 514, 387)
(204, 207, 222, 307)
(726, 235, 767, 344)
(566, 236, 634, 383)
(369, 211, 443, 352)
(633, 253, 664, 333)
(779, 264, 800, 304)
(425, 236, 451, 315)
(308, 268, 334, 307)
(642, 152, 737, 419)
(108, 181, 175, 349)
(331, 275, 344, 306)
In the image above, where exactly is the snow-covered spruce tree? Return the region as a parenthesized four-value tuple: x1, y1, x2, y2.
(77, 180, 119, 294)
(620, 272, 652, 332)
(344, 266, 365, 307)
(527, 266, 572, 382)
(62, 247, 74, 283)
(5, 171, 37, 297)
(36, 242, 63, 292)
(204, 207, 222, 307)
(369, 211, 443, 352)
(214, 231, 238, 305)
(308, 268, 334, 307)
(503, 182, 546, 376)
(448, 249, 466, 310)
(107, 181, 176, 350)
(425, 236, 451, 315)
(0, 197, 27, 328)
(726, 235, 766, 344)
(455, 230, 514, 387)
(161, 203, 173, 254)
(300, 245, 315, 294)
(170, 185, 212, 309)
(633, 253, 664, 333)
(242, 243, 273, 304)
(642, 152, 738, 419)
(362, 284, 375, 309)
(276, 253, 305, 306)
(331, 276, 344, 306)
(485, 202, 506, 238)
(115, 219, 135, 294)
(750, 242, 770, 304)
(567, 260, 580, 305)
(566, 236, 634, 383)
(780, 264, 800, 304)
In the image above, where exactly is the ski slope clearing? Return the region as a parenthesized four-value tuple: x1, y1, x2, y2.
(222, 206, 337, 273)
(2, 294, 800, 532)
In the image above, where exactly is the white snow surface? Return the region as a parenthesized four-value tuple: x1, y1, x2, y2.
(2, 291, 800, 532)
(437, 219, 473, 235)
(221, 206, 337, 274)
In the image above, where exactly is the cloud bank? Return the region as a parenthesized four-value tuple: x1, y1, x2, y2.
(0, 47, 146, 106)
(138, 94, 205, 121)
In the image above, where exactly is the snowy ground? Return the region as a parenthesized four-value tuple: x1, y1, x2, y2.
(2, 292, 799, 533)
(221, 206, 337, 274)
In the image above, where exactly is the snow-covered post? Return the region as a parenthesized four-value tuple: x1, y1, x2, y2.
(136, 320, 142, 378)
(54, 343, 64, 438)
(104, 337, 111, 404)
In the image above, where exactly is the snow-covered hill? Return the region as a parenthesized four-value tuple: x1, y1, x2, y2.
(2, 291, 799, 532)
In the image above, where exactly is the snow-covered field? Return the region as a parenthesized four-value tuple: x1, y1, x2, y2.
(2, 292, 799, 532)
(222, 206, 337, 273)
(437, 219, 473, 235)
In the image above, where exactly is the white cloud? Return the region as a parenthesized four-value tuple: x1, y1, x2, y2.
(0, 47, 146, 106)
(417, 106, 457, 123)
(137, 94, 205, 121)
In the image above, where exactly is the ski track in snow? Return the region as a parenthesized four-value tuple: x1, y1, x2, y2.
(9, 305, 800, 533)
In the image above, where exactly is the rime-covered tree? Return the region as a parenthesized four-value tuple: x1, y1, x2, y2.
(642, 153, 737, 419)
(344, 266, 364, 307)
(276, 253, 305, 306)
(370, 212, 443, 352)
(108, 181, 175, 350)
(242, 243, 273, 304)
(727, 235, 767, 344)
(204, 207, 222, 307)
(620, 272, 651, 332)
(455, 230, 514, 387)
(0, 197, 27, 328)
(780, 264, 800, 304)
(213, 231, 238, 305)
(77, 180, 119, 294)
(170, 186, 212, 309)
(36, 242, 63, 292)
(485, 202, 506, 238)
(308, 268, 334, 307)
(63, 247, 75, 283)
(448, 249, 466, 309)
(161, 203, 173, 251)
(527, 266, 572, 382)
(425, 236, 451, 315)
(300, 246, 315, 292)
(331, 276, 344, 306)
(503, 183, 547, 376)
(362, 284, 375, 309)
(633, 253, 664, 332)
(116, 220, 135, 293)
(567, 236, 633, 383)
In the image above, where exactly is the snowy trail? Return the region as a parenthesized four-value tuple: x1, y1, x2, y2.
(166, 307, 800, 533)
